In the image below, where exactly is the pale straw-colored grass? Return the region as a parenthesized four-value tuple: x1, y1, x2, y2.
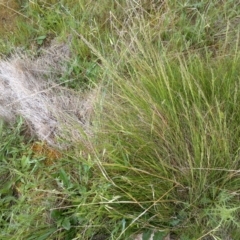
(0, 41, 97, 148)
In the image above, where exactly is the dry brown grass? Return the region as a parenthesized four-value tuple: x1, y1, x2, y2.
(0, 40, 97, 148)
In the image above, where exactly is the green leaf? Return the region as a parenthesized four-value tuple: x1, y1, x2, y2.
(153, 232, 168, 240)
(62, 218, 71, 230)
(0, 182, 13, 194)
(142, 230, 153, 240)
(36, 35, 46, 45)
(21, 155, 30, 170)
(170, 218, 181, 226)
(51, 209, 62, 221)
(121, 218, 126, 232)
(59, 168, 71, 188)
(27, 228, 56, 240)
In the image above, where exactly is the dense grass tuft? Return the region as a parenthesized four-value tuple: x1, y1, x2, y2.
(95, 51, 240, 239)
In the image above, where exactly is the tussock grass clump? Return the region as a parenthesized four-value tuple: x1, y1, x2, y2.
(88, 6, 240, 238)
(95, 53, 240, 239)
(99, 56, 240, 239)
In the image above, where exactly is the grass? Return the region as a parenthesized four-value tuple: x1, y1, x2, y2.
(95, 53, 240, 239)
(1, 0, 240, 239)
